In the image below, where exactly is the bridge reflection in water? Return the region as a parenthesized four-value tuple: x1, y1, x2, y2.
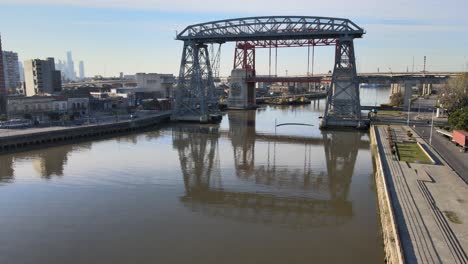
(172, 110, 365, 228)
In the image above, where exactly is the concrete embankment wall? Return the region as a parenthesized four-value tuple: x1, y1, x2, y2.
(370, 125, 405, 264)
(0, 114, 171, 153)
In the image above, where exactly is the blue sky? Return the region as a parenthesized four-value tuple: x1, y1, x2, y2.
(1, 0, 467, 77)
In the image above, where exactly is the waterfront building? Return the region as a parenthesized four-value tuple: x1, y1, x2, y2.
(6, 95, 89, 121)
(24, 58, 62, 96)
(135, 73, 175, 98)
(90, 89, 136, 110)
(270, 83, 290, 95)
(2, 51, 21, 91)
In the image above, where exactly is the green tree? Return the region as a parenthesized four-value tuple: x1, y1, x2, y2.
(448, 107, 468, 131)
(47, 112, 61, 121)
(390, 92, 404, 107)
(142, 99, 161, 110)
(439, 73, 468, 112)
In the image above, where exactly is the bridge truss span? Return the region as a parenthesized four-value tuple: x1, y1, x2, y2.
(177, 16, 364, 42)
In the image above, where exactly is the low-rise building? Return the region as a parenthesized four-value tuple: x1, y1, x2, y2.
(6, 95, 89, 122)
(67, 97, 89, 116)
(90, 89, 136, 111)
(135, 73, 175, 98)
(270, 84, 290, 95)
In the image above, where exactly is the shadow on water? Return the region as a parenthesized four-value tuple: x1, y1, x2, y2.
(172, 110, 368, 229)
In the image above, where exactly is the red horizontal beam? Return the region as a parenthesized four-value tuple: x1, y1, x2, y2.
(247, 76, 331, 83)
(237, 39, 338, 49)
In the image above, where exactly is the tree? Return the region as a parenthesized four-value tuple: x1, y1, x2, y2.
(390, 92, 404, 107)
(47, 112, 61, 121)
(439, 73, 468, 113)
(448, 107, 468, 131)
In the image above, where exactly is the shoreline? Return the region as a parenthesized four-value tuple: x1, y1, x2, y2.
(370, 125, 405, 264)
(371, 124, 468, 263)
(0, 112, 171, 154)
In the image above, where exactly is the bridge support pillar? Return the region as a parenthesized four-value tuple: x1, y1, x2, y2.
(421, 83, 432, 96)
(403, 82, 413, 109)
(172, 41, 219, 123)
(322, 38, 365, 129)
(390, 83, 402, 95)
(228, 69, 256, 109)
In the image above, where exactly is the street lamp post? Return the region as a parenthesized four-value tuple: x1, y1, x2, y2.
(407, 98, 411, 126)
(429, 108, 434, 145)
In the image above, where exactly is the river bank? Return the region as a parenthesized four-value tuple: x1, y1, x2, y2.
(371, 124, 468, 263)
(0, 112, 171, 154)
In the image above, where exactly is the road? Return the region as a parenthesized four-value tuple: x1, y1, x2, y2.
(414, 125, 468, 183)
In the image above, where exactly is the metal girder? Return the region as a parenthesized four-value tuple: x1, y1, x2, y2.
(237, 39, 337, 48)
(177, 16, 364, 43)
(233, 42, 255, 72)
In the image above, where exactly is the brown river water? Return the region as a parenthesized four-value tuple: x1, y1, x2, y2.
(0, 100, 384, 264)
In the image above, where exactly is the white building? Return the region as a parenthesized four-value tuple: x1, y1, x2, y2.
(6, 95, 89, 121)
(135, 73, 175, 98)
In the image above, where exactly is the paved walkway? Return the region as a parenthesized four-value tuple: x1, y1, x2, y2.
(375, 125, 468, 263)
(0, 111, 171, 139)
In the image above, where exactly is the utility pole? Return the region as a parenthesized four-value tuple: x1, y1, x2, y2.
(429, 109, 434, 145)
(423, 56, 427, 73)
(311, 45, 315, 76)
(418, 100, 421, 118)
(307, 45, 310, 92)
(407, 98, 411, 126)
(307, 45, 310, 76)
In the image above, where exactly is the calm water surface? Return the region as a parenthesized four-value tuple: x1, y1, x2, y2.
(0, 100, 384, 264)
(360, 86, 391, 107)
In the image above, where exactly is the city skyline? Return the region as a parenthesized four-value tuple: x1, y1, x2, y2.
(0, 0, 467, 77)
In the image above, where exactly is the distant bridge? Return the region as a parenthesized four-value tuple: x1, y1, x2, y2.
(242, 71, 459, 84)
(62, 71, 459, 89)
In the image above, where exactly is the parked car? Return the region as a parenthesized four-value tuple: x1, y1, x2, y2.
(0, 119, 32, 129)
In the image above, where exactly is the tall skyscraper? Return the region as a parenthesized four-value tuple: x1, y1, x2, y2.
(79, 61, 85, 80)
(66, 51, 76, 81)
(0, 34, 6, 114)
(2, 51, 21, 90)
(18, 61, 24, 82)
(24, 57, 62, 96)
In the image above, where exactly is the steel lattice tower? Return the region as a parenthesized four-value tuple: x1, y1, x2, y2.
(173, 42, 219, 122)
(322, 38, 362, 127)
